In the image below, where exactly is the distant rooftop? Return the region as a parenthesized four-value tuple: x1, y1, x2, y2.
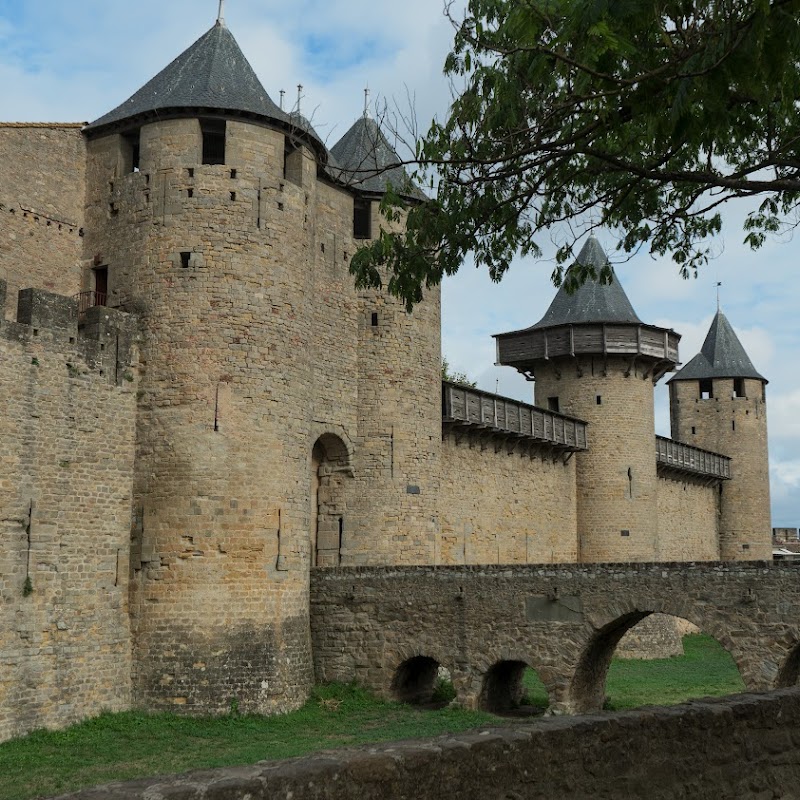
(329, 115, 425, 201)
(669, 310, 766, 383)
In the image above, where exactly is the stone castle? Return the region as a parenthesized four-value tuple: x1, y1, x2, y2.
(0, 15, 771, 742)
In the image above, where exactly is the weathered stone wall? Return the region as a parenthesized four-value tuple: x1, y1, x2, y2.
(57, 689, 800, 800)
(82, 115, 444, 716)
(656, 476, 720, 561)
(534, 357, 660, 562)
(0, 284, 137, 743)
(616, 613, 685, 659)
(439, 433, 578, 564)
(311, 562, 800, 715)
(0, 124, 86, 317)
(670, 378, 771, 559)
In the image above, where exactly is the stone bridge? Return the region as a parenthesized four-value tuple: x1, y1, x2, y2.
(310, 562, 800, 714)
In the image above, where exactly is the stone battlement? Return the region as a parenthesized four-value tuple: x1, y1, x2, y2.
(0, 282, 138, 386)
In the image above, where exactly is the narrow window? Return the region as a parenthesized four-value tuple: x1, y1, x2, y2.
(187, 189, 194, 198)
(371, 312, 379, 327)
(732, 420, 736, 432)
(353, 199, 372, 239)
(230, 191, 236, 202)
(284, 143, 303, 185)
(699, 378, 713, 400)
(691, 426, 696, 435)
(187, 168, 194, 179)
(180, 252, 191, 268)
(621, 529, 630, 537)
(733, 377, 746, 398)
(547, 396, 560, 413)
(230, 169, 237, 179)
(201, 119, 226, 165)
(596, 395, 602, 405)
(122, 129, 141, 173)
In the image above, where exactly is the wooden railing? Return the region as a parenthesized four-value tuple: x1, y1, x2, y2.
(656, 436, 731, 480)
(75, 290, 107, 316)
(442, 382, 588, 450)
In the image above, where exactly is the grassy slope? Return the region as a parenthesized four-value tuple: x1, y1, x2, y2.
(0, 635, 746, 800)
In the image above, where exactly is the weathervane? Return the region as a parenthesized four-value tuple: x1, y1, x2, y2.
(217, 0, 226, 27)
(716, 281, 722, 311)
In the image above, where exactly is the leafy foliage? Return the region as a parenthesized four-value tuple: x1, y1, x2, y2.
(351, 0, 800, 308)
(441, 356, 477, 387)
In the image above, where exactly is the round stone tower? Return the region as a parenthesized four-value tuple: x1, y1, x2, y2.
(668, 311, 771, 559)
(495, 237, 679, 562)
(79, 12, 441, 715)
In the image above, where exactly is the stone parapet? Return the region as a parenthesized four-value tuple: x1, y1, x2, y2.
(55, 688, 800, 800)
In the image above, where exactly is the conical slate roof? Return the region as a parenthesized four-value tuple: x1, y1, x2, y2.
(329, 115, 425, 200)
(530, 236, 642, 329)
(85, 21, 322, 149)
(669, 310, 766, 383)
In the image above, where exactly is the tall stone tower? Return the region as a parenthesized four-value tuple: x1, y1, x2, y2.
(668, 311, 771, 559)
(495, 237, 679, 562)
(78, 14, 440, 714)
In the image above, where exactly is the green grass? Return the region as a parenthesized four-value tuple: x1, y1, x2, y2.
(521, 633, 745, 711)
(0, 635, 746, 800)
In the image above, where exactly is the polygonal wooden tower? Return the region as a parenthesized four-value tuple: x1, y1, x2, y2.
(495, 237, 680, 562)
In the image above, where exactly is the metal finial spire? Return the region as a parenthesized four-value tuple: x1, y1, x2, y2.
(364, 86, 371, 119)
(217, 0, 226, 27)
(279, 90, 285, 111)
(716, 281, 722, 312)
(297, 84, 303, 115)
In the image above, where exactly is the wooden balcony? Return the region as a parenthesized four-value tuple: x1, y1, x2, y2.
(495, 322, 680, 382)
(656, 436, 731, 483)
(442, 381, 588, 454)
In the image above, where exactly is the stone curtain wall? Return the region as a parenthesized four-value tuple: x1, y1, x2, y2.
(656, 476, 720, 561)
(58, 689, 800, 800)
(0, 284, 137, 742)
(0, 125, 86, 318)
(311, 563, 800, 714)
(439, 435, 578, 564)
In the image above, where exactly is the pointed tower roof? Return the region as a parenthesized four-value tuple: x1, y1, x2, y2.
(329, 115, 425, 200)
(530, 236, 641, 329)
(494, 233, 680, 381)
(84, 21, 323, 152)
(669, 310, 766, 383)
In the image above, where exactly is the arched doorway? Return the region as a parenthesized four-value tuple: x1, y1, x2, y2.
(311, 433, 352, 567)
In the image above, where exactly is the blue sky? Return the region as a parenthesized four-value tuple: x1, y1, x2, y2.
(2, 0, 798, 527)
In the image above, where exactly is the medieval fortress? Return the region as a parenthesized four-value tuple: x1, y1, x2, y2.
(0, 17, 771, 742)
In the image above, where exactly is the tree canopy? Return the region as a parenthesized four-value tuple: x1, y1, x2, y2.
(350, 0, 800, 308)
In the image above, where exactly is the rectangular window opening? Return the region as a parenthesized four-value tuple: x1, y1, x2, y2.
(201, 119, 226, 165)
(732, 420, 736, 432)
(371, 312, 379, 327)
(187, 168, 194, 179)
(187, 189, 194, 198)
(122, 129, 141, 173)
(621, 529, 630, 537)
(353, 199, 372, 239)
(691, 426, 696, 435)
(92, 267, 108, 307)
(733, 377, 746, 398)
(230, 169, 237, 179)
(180, 252, 191, 269)
(230, 191, 236, 202)
(547, 396, 560, 413)
(596, 395, 602, 405)
(699, 378, 713, 400)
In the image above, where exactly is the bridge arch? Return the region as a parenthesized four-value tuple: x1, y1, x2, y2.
(775, 639, 800, 688)
(478, 659, 551, 715)
(567, 605, 748, 714)
(389, 647, 455, 706)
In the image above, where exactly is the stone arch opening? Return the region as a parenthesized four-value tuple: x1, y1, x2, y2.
(311, 433, 352, 567)
(569, 611, 745, 714)
(390, 656, 441, 705)
(479, 660, 549, 716)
